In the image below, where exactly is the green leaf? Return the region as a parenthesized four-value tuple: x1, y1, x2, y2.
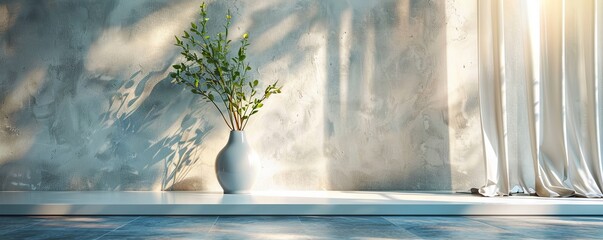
(169, 3, 282, 130)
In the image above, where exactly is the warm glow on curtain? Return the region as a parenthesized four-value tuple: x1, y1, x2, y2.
(478, 0, 603, 197)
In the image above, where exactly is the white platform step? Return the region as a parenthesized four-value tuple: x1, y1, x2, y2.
(0, 191, 601, 215)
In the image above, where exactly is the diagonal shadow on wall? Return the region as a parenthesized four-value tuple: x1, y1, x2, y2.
(0, 0, 480, 191)
(235, 0, 454, 190)
(0, 0, 221, 190)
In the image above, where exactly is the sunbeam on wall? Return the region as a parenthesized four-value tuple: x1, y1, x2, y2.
(0, 0, 482, 192)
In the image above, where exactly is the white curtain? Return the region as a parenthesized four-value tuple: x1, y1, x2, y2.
(478, 0, 603, 197)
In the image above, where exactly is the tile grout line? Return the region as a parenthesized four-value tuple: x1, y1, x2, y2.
(381, 216, 401, 227)
(296, 216, 314, 240)
(462, 216, 504, 229)
(92, 216, 141, 240)
(465, 216, 521, 231)
(0, 217, 50, 236)
(381, 216, 425, 240)
(296, 216, 303, 234)
(461, 216, 537, 239)
(208, 215, 220, 233)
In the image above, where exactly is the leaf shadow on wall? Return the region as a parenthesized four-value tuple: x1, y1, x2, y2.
(0, 0, 219, 191)
(0, 0, 481, 191)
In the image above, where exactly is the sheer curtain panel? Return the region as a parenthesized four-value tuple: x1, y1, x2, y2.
(478, 0, 603, 197)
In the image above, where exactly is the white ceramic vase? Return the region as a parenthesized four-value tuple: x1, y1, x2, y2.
(215, 131, 259, 194)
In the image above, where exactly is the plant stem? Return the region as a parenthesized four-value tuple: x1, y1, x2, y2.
(240, 104, 251, 130)
(210, 100, 232, 130)
(232, 102, 241, 130)
(227, 101, 235, 130)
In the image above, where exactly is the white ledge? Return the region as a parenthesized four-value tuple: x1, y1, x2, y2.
(0, 191, 602, 215)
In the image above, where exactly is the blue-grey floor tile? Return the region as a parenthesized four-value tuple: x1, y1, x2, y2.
(208, 216, 309, 240)
(0, 217, 46, 235)
(98, 216, 217, 240)
(20, 216, 136, 231)
(299, 216, 419, 239)
(1, 229, 109, 240)
(470, 216, 603, 239)
(564, 216, 603, 222)
(98, 231, 210, 240)
(214, 216, 300, 224)
(116, 216, 217, 232)
(4, 216, 603, 239)
(385, 216, 527, 240)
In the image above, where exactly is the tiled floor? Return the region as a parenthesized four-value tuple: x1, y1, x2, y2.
(0, 216, 602, 239)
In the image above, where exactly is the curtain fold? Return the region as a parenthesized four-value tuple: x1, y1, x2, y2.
(478, 0, 603, 197)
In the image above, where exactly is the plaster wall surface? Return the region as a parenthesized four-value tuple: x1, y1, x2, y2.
(0, 0, 482, 191)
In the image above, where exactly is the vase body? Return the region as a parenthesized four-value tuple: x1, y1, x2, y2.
(215, 131, 259, 194)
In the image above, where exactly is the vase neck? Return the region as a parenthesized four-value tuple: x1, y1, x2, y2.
(228, 131, 247, 144)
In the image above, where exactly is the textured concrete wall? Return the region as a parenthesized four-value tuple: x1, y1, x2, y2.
(0, 0, 482, 191)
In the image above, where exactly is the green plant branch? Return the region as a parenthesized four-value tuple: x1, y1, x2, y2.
(169, 2, 281, 131)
